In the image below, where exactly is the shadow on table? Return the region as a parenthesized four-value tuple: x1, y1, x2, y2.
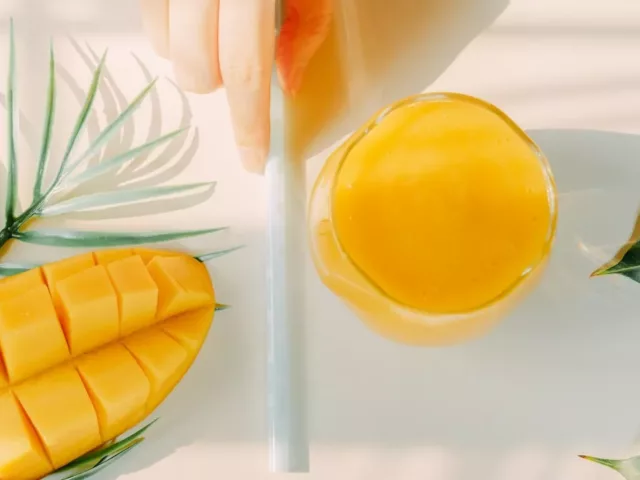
(303, 128, 640, 478)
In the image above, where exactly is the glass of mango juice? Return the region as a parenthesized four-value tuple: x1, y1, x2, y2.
(308, 93, 558, 346)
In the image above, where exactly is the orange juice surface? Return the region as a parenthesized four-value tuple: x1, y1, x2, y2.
(308, 93, 557, 346)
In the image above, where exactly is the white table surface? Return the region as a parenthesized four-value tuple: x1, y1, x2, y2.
(3, 0, 640, 479)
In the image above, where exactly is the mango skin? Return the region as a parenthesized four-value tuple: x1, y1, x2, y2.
(0, 249, 216, 479)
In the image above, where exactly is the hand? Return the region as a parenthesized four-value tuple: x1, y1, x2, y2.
(139, 0, 332, 174)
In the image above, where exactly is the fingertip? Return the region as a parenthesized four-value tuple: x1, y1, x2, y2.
(239, 146, 268, 175)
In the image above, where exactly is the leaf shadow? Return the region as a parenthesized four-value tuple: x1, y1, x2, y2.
(114, 77, 196, 190)
(110, 53, 163, 181)
(0, 93, 37, 147)
(52, 40, 207, 220)
(58, 182, 216, 221)
(68, 37, 134, 169)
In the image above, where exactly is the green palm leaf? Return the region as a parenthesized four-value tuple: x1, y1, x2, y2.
(50, 419, 157, 480)
(15, 226, 227, 247)
(62, 78, 158, 179)
(56, 50, 106, 180)
(33, 41, 56, 198)
(59, 439, 142, 480)
(591, 240, 640, 283)
(0, 262, 35, 276)
(64, 127, 188, 187)
(580, 454, 640, 479)
(41, 182, 215, 217)
(195, 245, 244, 262)
(5, 18, 17, 224)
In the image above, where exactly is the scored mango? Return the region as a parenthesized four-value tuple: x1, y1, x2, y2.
(0, 249, 216, 479)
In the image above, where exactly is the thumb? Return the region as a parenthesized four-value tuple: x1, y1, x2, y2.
(276, 0, 333, 95)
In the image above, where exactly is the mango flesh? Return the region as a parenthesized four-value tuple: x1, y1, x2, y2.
(332, 96, 554, 314)
(0, 249, 216, 479)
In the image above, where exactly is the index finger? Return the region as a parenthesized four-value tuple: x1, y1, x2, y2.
(218, 0, 276, 174)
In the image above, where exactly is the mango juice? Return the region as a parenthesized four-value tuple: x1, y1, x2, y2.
(308, 93, 557, 346)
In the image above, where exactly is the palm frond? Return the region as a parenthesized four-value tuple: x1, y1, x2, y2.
(15, 227, 228, 248)
(5, 18, 17, 224)
(195, 245, 245, 262)
(65, 127, 188, 187)
(41, 182, 215, 217)
(49, 419, 158, 480)
(56, 50, 106, 179)
(33, 41, 56, 198)
(59, 439, 142, 480)
(579, 454, 640, 479)
(62, 78, 158, 179)
(0, 262, 35, 276)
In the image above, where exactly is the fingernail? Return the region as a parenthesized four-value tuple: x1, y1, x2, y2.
(239, 147, 267, 175)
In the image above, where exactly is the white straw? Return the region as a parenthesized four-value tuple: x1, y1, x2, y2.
(265, 3, 309, 470)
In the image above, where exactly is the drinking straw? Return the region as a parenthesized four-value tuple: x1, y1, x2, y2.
(265, 0, 309, 472)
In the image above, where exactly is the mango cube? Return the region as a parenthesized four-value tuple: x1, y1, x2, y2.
(146, 256, 214, 320)
(56, 265, 119, 355)
(0, 269, 45, 301)
(123, 329, 189, 411)
(76, 344, 150, 441)
(42, 253, 95, 312)
(0, 391, 53, 480)
(93, 248, 133, 266)
(14, 364, 102, 469)
(161, 307, 215, 356)
(0, 284, 70, 383)
(133, 247, 179, 265)
(106, 255, 158, 336)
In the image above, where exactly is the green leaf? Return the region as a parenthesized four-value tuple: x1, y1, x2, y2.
(52, 419, 157, 480)
(41, 181, 215, 217)
(59, 439, 142, 480)
(65, 127, 188, 187)
(0, 262, 36, 276)
(56, 50, 106, 178)
(5, 18, 17, 224)
(195, 245, 244, 262)
(63, 78, 158, 177)
(215, 303, 231, 311)
(591, 241, 640, 283)
(579, 454, 640, 479)
(33, 40, 56, 198)
(15, 226, 228, 247)
(64, 419, 157, 470)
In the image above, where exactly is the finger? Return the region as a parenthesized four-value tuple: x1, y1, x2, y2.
(276, 0, 333, 94)
(219, 0, 275, 174)
(139, 0, 170, 58)
(169, 0, 222, 94)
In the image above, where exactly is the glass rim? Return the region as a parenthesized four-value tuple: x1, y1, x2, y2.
(328, 91, 559, 317)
